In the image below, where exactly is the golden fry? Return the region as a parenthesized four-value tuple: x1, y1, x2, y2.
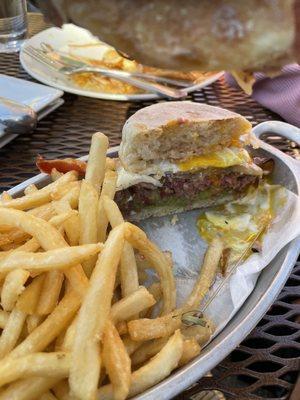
(128, 314, 181, 341)
(0, 352, 69, 387)
(69, 225, 124, 400)
(78, 180, 99, 277)
(1, 269, 30, 311)
(16, 275, 45, 315)
(111, 286, 155, 323)
(85, 132, 108, 192)
(0, 308, 27, 358)
(0, 377, 60, 400)
(97, 170, 117, 242)
(103, 197, 139, 297)
(124, 222, 176, 315)
(185, 237, 223, 308)
(102, 320, 131, 400)
(0, 244, 103, 273)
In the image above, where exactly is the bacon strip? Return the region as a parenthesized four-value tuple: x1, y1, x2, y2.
(36, 155, 86, 176)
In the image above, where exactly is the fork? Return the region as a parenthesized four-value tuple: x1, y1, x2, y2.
(23, 45, 188, 99)
(40, 42, 192, 89)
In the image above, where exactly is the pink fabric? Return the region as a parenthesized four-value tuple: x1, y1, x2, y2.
(226, 64, 300, 127)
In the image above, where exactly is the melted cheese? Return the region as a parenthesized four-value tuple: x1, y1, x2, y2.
(178, 148, 251, 171)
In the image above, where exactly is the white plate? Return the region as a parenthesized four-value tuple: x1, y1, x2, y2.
(20, 24, 224, 101)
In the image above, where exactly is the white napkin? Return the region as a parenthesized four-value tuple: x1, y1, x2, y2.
(0, 74, 64, 147)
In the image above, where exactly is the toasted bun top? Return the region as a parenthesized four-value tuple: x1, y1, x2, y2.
(119, 101, 252, 173)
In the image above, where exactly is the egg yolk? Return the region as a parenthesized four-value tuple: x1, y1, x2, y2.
(178, 148, 251, 171)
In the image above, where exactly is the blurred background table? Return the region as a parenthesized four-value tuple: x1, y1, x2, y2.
(0, 13, 299, 400)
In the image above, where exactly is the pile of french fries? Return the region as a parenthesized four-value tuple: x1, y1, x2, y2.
(0, 132, 223, 400)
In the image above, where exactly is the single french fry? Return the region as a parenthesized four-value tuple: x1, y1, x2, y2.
(0, 308, 27, 358)
(16, 275, 45, 314)
(0, 310, 9, 329)
(128, 314, 182, 341)
(102, 320, 131, 400)
(178, 338, 201, 367)
(69, 225, 125, 400)
(85, 132, 108, 192)
(26, 314, 43, 334)
(124, 222, 176, 315)
(36, 272, 64, 316)
(24, 184, 38, 195)
(53, 199, 80, 246)
(8, 291, 81, 360)
(1, 269, 30, 311)
(98, 330, 183, 399)
(132, 335, 200, 368)
(185, 237, 223, 308)
(0, 377, 61, 400)
(0, 244, 103, 274)
(78, 180, 99, 277)
(97, 170, 117, 242)
(103, 197, 139, 297)
(111, 286, 155, 323)
(131, 337, 168, 367)
(0, 171, 78, 210)
(0, 352, 69, 387)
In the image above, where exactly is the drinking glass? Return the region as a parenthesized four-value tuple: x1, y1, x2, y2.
(0, 0, 28, 53)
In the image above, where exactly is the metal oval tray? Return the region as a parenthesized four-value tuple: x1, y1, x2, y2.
(7, 121, 300, 400)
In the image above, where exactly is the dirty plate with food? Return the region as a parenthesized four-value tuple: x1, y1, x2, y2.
(20, 24, 223, 101)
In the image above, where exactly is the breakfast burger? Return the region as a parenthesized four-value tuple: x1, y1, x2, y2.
(115, 101, 264, 220)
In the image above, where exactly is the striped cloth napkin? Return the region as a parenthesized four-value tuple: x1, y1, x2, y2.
(227, 64, 300, 128)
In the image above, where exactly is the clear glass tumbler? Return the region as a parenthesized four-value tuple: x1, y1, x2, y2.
(0, 0, 28, 53)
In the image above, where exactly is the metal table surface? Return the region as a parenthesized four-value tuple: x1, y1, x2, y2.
(0, 13, 299, 400)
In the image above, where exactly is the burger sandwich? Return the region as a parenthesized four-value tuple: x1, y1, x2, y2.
(115, 101, 265, 220)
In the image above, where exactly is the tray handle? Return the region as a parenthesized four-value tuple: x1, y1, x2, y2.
(253, 121, 300, 146)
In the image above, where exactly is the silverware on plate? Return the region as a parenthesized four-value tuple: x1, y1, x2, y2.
(23, 45, 188, 99)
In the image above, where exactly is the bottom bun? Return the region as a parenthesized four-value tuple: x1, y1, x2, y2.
(127, 191, 242, 221)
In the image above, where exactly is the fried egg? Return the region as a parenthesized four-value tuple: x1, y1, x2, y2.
(197, 183, 286, 264)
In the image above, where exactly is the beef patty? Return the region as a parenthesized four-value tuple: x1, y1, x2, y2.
(115, 169, 259, 216)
